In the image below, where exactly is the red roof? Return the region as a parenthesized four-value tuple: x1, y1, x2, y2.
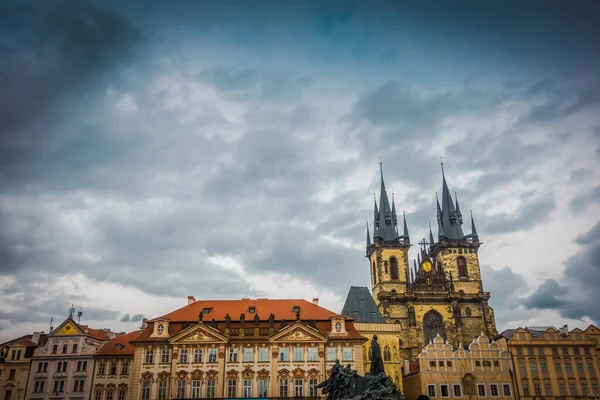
(76, 323, 111, 341)
(0, 334, 48, 348)
(97, 331, 141, 356)
(157, 298, 342, 322)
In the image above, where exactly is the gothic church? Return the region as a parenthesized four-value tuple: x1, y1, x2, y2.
(366, 163, 497, 362)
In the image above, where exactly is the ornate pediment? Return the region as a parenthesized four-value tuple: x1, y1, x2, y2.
(226, 369, 239, 380)
(157, 371, 170, 382)
(307, 368, 319, 379)
(278, 368, 290, 378)
(141, 372, 154, 383)
(52, 319, 83, 336)
(270, 323, 326, 343)
(206, 369, 218, 380)
(257, 368, 269, 379)
(242, 367, 254, 379)
(169, 324, 227, 344)
(176, 370, 189, 380)
(292, 368, 305, 378)
(191, 369, 203, 380)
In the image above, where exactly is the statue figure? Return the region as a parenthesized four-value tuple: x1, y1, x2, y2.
(254, 314, 260, 326)
(225, 314, 231, 328)
(296, 308, 301, 320)
(452, 301, 462, 327)
(198, 311, 204, 322)
(268, 313, 275, 328)
(408, 305, 416, 327)
(309, 320, 317, 329)
(210, 318, 217, 329)
(240, 313, 246, 326)
(369, 335, 385, 376)
(279, 319, 288, 329)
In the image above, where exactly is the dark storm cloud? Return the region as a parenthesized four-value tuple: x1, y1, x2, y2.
(482, 265, 529, 326)
(569, 168, 594, 183)
(484, 195, 556, 235)
(569, 186, 600, 214)
(524, 222, 600, 324)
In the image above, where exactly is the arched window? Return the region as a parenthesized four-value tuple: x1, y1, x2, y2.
(391, 289, 397, 296)
(390, 257, 399, 280)
(372, 261, 377, 285)
(457, 256, 468, 278)
(384, 346, 391, 362)
(423, 310, 445, 344)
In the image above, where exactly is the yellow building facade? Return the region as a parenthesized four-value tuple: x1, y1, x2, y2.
(367, 164, 497, 362)
(0, 333, 47, 400)
(128, 297, 366, 399)
(403, 333, 514, 400)
(497, 325, 600, 398)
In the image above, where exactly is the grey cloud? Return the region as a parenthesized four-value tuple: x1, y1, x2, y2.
(481, 265, 529, 326)
(524, 221, 600, 324)
(484, 195, 555, 235)
(130, 314, 144, 323)
(569, 168, 594, 183)
(120, 314, 131, 322)
(569, 186, 600, 214)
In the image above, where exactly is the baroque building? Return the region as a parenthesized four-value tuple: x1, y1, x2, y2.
(24, 316, 118, 400)
(366, 163, 497, 362)
(0, 332, 47, 400)
(403, 333, 514, 400)
(340, 286, 404, 391)
(128, 297, 366, 399)
(497, 325, 600, 398)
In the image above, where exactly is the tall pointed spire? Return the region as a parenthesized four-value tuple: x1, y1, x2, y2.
(436, 192, 445, 238)
(470, 210, 479, 238)
(439, 162, 465, 240)
(429, 221, 435, 246)
(375, 162, 399, 241)
(402, 211, 410, 240)
(366, 221, 372, 248)
(455, 192, 463, 225)
(391, 193, 399, 237)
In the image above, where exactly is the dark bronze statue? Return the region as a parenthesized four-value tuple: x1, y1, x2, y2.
(279, 319, 288, 329)
(224, 314, 231, 328)
(268, 313, 275, 327)
(198, 311, 203, 322)
(369, 335, 385, 375)
(308, 320, 317, 329)
(240, 313, 245, 326)
(210, 318, 217, 329)
(296, 308, 301, 320)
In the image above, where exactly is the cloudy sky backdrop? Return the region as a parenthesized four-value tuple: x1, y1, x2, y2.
(1, 0, 600, 341)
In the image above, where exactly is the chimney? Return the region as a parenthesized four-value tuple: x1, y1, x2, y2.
(31, 332, 41, 345)
(188, 296, 196, 305)
(312, 298, 319, 305)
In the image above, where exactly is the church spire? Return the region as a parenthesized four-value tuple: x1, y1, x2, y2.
(402, 211, 409, 238)
(429, 221, 435, 247)
(470, 210, 479, 240)
(366, 221, 371, 249)
(436, 192, 445, 238)
(439, 163, 465, 240)
(375, 162, 399, 242)
(455, 192, 463, 225)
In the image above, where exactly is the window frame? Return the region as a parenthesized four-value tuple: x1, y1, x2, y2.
(427, 384, 436, 398)
(453, 384, 462, 398)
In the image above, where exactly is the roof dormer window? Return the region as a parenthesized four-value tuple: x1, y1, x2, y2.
(203, 308, 211, 314)
(293, 306, 300, 313)
(249, 307, 256, 314)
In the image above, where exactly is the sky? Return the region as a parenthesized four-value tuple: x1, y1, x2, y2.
(1, 0, 600, 341)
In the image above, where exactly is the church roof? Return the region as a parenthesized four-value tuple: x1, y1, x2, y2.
(340, 286, 385, 323)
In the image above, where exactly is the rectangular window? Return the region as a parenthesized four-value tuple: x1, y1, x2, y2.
(555, 362, 562, 373)
(95, 390, 103, 400)
(208, 348, 217, 363)
(259, 378, 268, 397)
(73, 379, 85, 392)
(145, 349, 154, 364)
(158, 381, 168, 399)
(243, 379, 252, 398)
(530, 361, 537, 373)
(62, 344, 68, 354)
(447, 361, 453, 367)
(230, 348, 239, 362)
(8, 370, 15, 380)
(191, 380, 201, 398)
(534, 383, 541, 396)
(142, 382, 151, 400)
(562, 347, 569, 355)
(540, 361, 548, 372)
(590, 362, 596, 375)
(121, 361, 129, 375)
(52, 344, 58, 354)
(519, 362, 525, 374)
(543, 382, 552, 396)
(522, 383, 529, 396)
(244, 347, 253, 362)
(537, 347, 545, 355)
(53, 380, 65, 393)
(280, 378, 289, 397)
(490, 384, 499, 397)
(118, 390, 126, 400)
(574, 347, 580, 355)
(592, 383, 599, 394)
(294, 347, 303, 361)
(582, 382, 589, 395)
(37, 362, 48, 373)
(516, 347, 522, 355)
(453, 384, 462, 397)
(577, 362, 584, 373)
(34, 381, 45, 393)
(161, 348, 170, 363)
(327, 347, 336, 361)
(109, 361, 117, 375)
(56, 361, 67, 372)
(585, 347, 591, 355)
(559, 383, 567, 395)
(430, 361, 437, 368)
(502, 384, 511, 397)
(72, 343, 78, 353)
(343, 347, 352, 361)
(569, 382, 577, 396)
(280, 347, 289, 361)
(177, 379, 186, 399)
(566, 362, 573, 373)
(439, 384, 449, 397)
(428, 384, 436, 397)
(478, 384, 486, 397)
(179, 348, 188, 363)
(308, 347, 318, 361)
(194, 348, 203, 363)
(207, 379, 216, 398)
(527, 347, 534, 355)
(259, 347, 269, 362)
(76, 360, 87, 371)
(106, 390, 114, 400)
(228, 380, 237, 398)
(552, 347, 558, 355)
(309, 379, 318, 397)
(295, 378, 304, 397)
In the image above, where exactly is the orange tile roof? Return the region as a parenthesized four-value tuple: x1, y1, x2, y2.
(97, 330, 141, 356)
(75, 323, 111, 341)
(157, 298, 343, 322)
(0, 334, 48, 348)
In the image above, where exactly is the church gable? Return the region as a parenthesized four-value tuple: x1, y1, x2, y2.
(270, 323, 326, 343)
(169, 324, 228, 344)
(51, 318, 84, 337)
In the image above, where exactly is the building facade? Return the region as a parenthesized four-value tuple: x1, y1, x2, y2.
(128, 297, 366, 399)
(93, 330, 141, 400)
(403, 333, 514, 400)
(24, 316, 116, 400)
(0, 332, 47, 400)
(367, 163, 497, 362)
(341, 286, 404, 391)
(497, 325, 600, 398)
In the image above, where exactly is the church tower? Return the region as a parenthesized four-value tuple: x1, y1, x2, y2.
(366, 163, 497, 362)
